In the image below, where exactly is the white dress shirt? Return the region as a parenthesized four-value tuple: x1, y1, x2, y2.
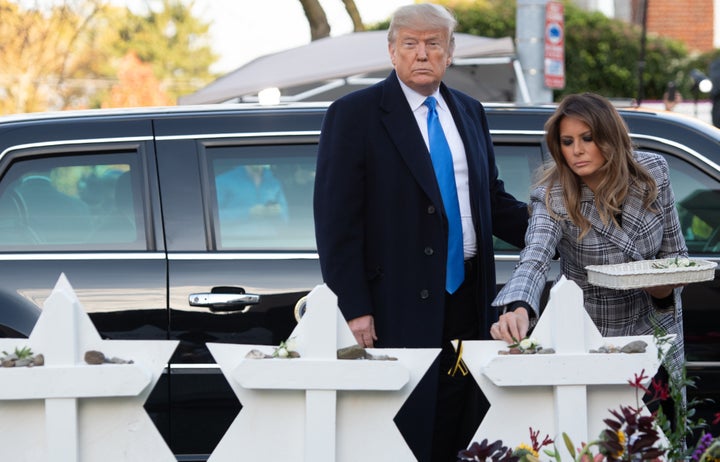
(398, 80, 477, 259)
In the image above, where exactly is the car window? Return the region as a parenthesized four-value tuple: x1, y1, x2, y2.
(207, 144, 317, 251)
(662, 154, 720, 255)
(0, 152, 146, 250)
(493, 144, 543, 251)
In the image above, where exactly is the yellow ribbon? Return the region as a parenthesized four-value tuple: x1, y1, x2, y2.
(448, 339, 468, 377)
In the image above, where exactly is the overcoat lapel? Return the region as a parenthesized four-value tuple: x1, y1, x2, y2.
(379, 72, 444, 211)
(582, 186, 644, 261)
(441, 85, 485, 222)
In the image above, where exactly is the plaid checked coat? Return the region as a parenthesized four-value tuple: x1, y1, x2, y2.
(493, 151, 688, 374)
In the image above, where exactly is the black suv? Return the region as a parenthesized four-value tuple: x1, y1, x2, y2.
(0, 104, 717, 460)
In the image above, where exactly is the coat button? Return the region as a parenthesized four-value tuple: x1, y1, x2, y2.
(424, 247, 434, 256)
(427, 205, 436, 214)
(420, 289, 429, 299)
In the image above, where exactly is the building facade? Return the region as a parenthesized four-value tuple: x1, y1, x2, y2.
(575, 0, 719, 53)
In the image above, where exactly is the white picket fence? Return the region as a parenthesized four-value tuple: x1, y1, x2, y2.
(0, 274, 668, 462)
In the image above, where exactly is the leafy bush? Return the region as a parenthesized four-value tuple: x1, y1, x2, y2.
(439, 0, 690, 101)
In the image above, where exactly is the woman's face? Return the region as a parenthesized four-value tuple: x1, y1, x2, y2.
(559, 116, 607, 191)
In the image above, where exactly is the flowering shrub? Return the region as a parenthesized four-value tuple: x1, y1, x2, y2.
(457, 367, 720, 462)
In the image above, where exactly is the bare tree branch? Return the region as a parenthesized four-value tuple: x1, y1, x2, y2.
(298, 0, 330, 40)
(341, 0, 365, 32)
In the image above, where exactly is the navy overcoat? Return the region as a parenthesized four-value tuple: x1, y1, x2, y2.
(314, 70, 528, 348)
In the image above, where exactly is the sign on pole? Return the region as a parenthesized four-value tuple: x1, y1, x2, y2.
(544, 1, 565, 90)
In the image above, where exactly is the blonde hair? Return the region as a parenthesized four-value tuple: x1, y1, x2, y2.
(388, 3, 456, 53)
(538, 93, 658, 239)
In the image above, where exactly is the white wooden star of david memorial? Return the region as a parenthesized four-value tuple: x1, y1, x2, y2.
(207, 284, 439, 462)
(0, 273, 179, 462)
(462, 276, 673, 460)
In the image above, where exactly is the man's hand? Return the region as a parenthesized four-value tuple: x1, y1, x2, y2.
(490, 308, 530, 344)
(348, 314, 377, 348)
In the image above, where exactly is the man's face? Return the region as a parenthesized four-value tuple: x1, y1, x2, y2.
(389, 27, 453, 96)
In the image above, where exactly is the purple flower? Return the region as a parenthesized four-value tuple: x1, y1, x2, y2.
(691, 433, 714, 461)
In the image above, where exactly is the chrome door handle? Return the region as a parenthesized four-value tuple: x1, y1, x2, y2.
(188, 290, 260, 312)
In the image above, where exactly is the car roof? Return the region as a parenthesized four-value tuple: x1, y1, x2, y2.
(0, 102, 717, 167)
(0, 102, 334, 124)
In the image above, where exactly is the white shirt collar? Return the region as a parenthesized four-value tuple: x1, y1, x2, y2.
(397, 79, 446, 113)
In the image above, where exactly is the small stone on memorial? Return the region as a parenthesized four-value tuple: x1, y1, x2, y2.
(14, 358, 32, 367)
(337, 344, 369, 360)
(245, 349, 271, 359)
(84, 350, 106, 365)
(33, 354, 44, 366)
(366, 353, 398, 361)
(620, 340, 647, 354)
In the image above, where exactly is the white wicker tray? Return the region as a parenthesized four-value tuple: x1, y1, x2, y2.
(585, 258, 717, 289)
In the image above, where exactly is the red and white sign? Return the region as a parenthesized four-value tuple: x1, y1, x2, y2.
(544, 1, 565, 90)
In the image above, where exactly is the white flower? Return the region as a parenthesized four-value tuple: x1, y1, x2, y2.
(276, 346, 289, 358)
(285, 337, 298, 351)
(676, 257, 691, 267)
(519, 337, 538, 350)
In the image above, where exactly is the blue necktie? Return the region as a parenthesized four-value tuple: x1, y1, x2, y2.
(424, 96, 464, 293)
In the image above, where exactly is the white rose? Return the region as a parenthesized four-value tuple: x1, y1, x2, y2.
(285, 337, 297, 351)
(276, 347, 289, 358)
(519, 338, 536, 350)
(676, 257, 691, 267)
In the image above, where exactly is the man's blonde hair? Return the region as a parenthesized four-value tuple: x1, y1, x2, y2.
(387, 3, 456, 53)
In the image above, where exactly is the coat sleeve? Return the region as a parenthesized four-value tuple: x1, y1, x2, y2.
(480, 106, 529, 248)
(492, 187, 560, 315)
(313, 98, 373, 321)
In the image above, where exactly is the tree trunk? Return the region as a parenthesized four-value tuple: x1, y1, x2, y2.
(298, 0, 330, 40)
(341, 0, 365, 32)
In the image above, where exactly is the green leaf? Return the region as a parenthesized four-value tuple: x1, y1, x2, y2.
(562, 432, 577, 458)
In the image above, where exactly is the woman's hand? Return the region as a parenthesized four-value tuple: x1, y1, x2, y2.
(644, 284, 683, 299)
(490, 308, 530, 344)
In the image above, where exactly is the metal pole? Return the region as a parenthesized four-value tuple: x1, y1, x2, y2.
(637, 0, 649, 106)
(516, 0, 553, 103)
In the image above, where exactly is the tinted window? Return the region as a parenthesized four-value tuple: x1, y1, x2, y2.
(207, 144, 317, 251)
(493, 144, 542, 251)
(0, 152, 146, 250)
(663, 155, 720, 255)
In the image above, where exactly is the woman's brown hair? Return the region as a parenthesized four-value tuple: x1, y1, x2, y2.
(537, 92, 658, 238)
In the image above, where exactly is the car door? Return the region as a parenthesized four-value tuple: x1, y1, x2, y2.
(644, 145, 720, 409)
(491, 133, 561, 306)
(0, 118, 170, 434)
(154, 109, 325, 459)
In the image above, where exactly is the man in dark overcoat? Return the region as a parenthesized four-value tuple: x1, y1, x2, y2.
(313, 4, 528, 461)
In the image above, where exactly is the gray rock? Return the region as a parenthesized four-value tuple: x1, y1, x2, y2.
(245, 349, 271, 359)
(14, 358, 32, 367)
(620, 340, 648, 354)
(336, 344, 397, 360)
(337, 344, 369, 360)
(84, 350, 106, 365)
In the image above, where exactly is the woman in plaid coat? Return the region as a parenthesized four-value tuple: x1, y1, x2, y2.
(490, 92, 687, 378)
